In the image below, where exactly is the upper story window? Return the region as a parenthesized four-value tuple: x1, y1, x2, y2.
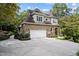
(40, 17, 42, 22)
(39, 17, 40, 21)
(37, 16, 39, 21)
(53, 20, 57, 23)
(37, 16, 42, 22)
(46, 19, 47, 21)
(51, 18, 58, 24)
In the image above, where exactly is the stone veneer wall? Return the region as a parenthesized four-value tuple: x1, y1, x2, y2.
(20, 23, 60, 38)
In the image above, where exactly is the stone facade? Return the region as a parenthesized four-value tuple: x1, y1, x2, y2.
(20, 22, 60, 38)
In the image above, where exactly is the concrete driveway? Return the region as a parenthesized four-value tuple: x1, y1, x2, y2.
(0, 37, 79, 56)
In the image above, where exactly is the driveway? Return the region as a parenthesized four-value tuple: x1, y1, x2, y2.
(0, 37, 79, 56)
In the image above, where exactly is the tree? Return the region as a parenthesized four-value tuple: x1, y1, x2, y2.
(18, 10, 29, 24)
(0, 3, 19, 32)
(59, 14, 79, 42)
(75, 7, 79, 15)
(0, 3, 19, 25)
(51, 3, 71, 19)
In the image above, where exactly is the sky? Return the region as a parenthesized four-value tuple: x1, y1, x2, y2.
(20, 3, 79, 12)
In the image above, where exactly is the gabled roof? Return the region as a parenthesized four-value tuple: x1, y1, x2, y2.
(32, 9, 53, 17)
(34, 8, 41, 13)
(23, 8, 53, 23)
(24, 15, 35, 23)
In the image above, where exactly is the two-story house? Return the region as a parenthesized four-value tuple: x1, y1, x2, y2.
(20, 8, 60, 39)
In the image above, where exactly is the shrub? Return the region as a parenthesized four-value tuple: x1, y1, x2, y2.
(76, 51, 79, 56)
(0, 34, 9, 41)
(64, 36, 71, 40)
(0, 31, 11, 41)
(14, 32, 20, 39)
(14, 32, 31, 41)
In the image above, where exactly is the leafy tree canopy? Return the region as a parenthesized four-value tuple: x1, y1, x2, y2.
(0, 3, 19, 26)
(51, 3, 71, 19)
(0, 3, 20, 33)
(59, 14, 79, 42)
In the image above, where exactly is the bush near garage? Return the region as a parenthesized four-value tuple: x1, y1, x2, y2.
(14, 32, 31, 41)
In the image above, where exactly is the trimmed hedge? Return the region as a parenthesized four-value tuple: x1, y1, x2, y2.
(14, 32, 31, 41)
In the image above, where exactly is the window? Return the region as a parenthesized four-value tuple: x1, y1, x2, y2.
(46, 19, 47, 21)
(53, 20, 56, 23)
(37, 16, 42, 22)
(40, 17, 42, 22)
(37, 16, 39, 21)
(39, 17, 40, 21)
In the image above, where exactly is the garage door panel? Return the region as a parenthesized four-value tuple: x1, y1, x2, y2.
(30, 30, 46, 39)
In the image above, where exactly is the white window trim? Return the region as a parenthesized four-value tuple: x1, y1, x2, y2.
(37, 16, 42, 22)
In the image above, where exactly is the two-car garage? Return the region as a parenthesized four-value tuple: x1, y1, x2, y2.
(20, 23, 59, 39)
(30, 30, 46, 39)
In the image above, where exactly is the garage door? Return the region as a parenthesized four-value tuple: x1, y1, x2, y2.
(30, 30, 46, 39)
